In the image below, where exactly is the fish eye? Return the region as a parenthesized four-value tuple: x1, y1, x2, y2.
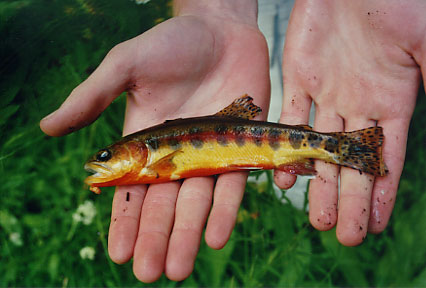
(96, 149, 112, 162)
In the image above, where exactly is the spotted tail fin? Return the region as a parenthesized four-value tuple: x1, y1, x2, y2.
(335, 127, 388, 176)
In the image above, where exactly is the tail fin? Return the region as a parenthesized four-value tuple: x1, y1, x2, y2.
(334, 127, 388, 176)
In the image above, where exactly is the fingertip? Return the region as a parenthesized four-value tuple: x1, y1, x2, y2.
(205, 227, 228, 250)
(367, 188, 394, 234)
(367, 221, 388, 234)
(133, 257, 163, 283)
(307, 164, 339, 231)
(108, 246, 132, 265)
(205, 210, 232, 250)
(39, 110, 69, 137)
(165, 240, 195, 281)
(309, 209, 337, 231)
(165, 259, 194, 282)
(132, 235, 166, 283)
(273, 170, 297, 189)
(108, 222, 135, 264)
(205, 211, 232, 249)
(205, 172, 246, 250)
(336, 226, 367, 247)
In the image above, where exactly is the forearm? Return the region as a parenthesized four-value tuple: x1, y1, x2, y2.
(173, 0, 258, 26)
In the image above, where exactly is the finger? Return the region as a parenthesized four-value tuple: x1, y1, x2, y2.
(368, 118, 410, 233)
(205, 172, 248, 249)
(165, 177, 214, 281)
(336, 118, 376, 246)
(308, 106, 344, 231)
(108, 185, 147, 264)
(40, 43, 132, 136)
(274, 83, 312, 189)
(132, 182, 180, 283)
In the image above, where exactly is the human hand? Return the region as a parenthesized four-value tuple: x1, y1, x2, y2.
(40, 0, 270, 282)
(275, 0, 426, 245)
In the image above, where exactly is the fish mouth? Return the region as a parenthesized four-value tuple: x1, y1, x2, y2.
(84, 162, 114, 185)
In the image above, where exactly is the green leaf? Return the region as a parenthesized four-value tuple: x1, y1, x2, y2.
(0, 104, 19, 126)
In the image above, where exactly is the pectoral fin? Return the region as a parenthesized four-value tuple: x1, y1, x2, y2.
(214, 94, 262, 120)
(146, 150, 182, 177)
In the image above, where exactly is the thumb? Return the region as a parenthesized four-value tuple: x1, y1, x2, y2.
(40, 43, 131, 137)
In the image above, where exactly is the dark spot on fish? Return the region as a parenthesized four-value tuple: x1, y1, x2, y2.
(233, 126, 246, 134)
(250, 127, 264, 146)
(146, 138, 160, 151)
(268, 129, 281, 150)
(325, 137, 339, 153)
(269, 128, 281, 138)
(126, 192, 130, 202)
(236, 135, 245, 146)
(254, 138, 263, 147)
(217, 135, 228, 146)
(251, 127, 265, 137)
(191, 138, 203, 149)
(215, 125, 228, 134)
(168, 138, 181, 150)
(307, 133, 322, 148)
(189, 127, 202, 134)
(308, 134, 318, 141)
(289, 131, 304, 149)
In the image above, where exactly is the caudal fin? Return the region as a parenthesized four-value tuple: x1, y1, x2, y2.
(335, 127, 388, 176)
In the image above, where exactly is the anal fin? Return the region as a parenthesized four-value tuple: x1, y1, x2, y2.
(277, 159, 316, 175)
(214, 94, 262, 120)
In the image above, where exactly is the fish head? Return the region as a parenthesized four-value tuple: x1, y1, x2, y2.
(84, 140, 148, 191)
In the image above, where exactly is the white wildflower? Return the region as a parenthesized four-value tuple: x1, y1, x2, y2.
(135, 0, 151, 4)
(72, 200, 97, 225)
(9, 232, 23, 246)
(72, 211, 82, 223)
(79, 246, 96, 260)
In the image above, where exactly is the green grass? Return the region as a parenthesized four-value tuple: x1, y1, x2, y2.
(1, 1, 425, 286)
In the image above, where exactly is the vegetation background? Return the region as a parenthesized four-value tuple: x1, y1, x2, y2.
(1, 0, 425, 286)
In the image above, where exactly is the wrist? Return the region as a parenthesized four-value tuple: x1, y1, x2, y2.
(173, 0, 258, 26)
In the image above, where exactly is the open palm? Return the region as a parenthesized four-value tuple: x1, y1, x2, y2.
(41, 11, 270, 282)
(275, 0, 425, 246)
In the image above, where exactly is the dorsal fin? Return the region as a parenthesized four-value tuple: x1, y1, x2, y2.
(214, 94, 262, 120)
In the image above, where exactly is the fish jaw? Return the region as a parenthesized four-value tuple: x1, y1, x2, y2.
(84, 162, 120, 186)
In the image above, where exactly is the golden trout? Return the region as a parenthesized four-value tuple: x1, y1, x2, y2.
(84, 95, 387, 194)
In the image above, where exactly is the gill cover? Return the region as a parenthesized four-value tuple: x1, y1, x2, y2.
(84, 140, 148, 193)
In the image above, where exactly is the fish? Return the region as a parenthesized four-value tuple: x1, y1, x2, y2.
(84, 95, 388, 194)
